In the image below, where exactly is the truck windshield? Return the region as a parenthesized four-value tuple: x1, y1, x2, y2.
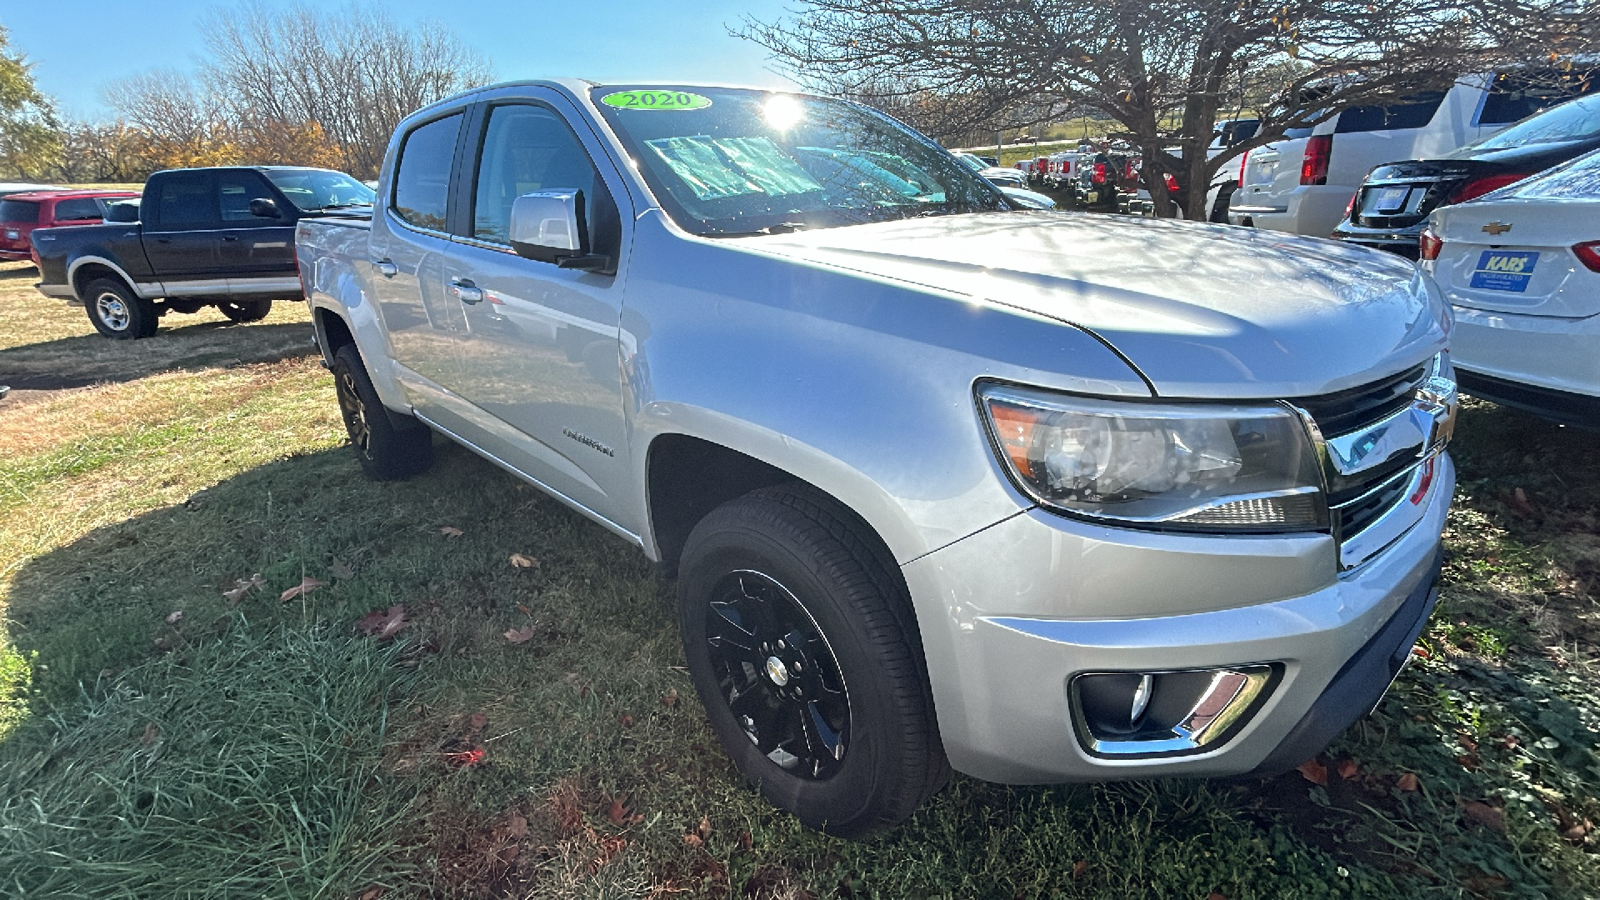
(591, 86, 1008, 236)
(263, 169, 376, 211)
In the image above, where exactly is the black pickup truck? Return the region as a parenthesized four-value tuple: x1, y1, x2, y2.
(31, 166, 373, 338)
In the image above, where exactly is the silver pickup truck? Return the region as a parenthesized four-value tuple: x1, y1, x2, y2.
(296, 80, 1459, 837)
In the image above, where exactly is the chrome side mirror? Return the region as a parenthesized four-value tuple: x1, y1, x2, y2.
(509, 190, 607, 270)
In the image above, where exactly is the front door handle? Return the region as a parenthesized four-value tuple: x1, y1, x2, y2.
(450, 279, 484, 305)
(373, 258, 398, 277)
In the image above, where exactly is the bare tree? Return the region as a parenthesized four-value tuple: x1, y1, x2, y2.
(741, 0, 1599, 218)
(198, 2, 494, 178)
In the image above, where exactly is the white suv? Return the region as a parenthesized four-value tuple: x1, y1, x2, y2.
(1229, 71, 1570, 236)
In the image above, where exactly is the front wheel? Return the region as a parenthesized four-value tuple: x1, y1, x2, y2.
(84, 277, 158, 339)
(218, 299, 272, 323)
(678, 485, 948, 837)
(331, 343, 433, 480)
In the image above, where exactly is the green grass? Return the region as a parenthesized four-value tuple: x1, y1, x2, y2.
(1, 260, 1598, 897)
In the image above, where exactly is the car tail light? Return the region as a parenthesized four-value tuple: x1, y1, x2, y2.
(1419, 229, 1444, 261)
(1300, 135, 1331, 186)
(1344, 191, 1357, 220)
(1574, 241, 1600, 273)
(1238, 152, 1249, 187)
(1452, 173, 1525, 203)
(1093, 162, 1107, 185)
(1163, 173, 1179, 192)
(1124, 159, 1137, 181)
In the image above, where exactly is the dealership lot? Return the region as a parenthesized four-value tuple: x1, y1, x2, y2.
(2, 256, 1598, 896)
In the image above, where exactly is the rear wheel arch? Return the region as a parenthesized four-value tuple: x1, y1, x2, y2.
(70, 262, 137, 302)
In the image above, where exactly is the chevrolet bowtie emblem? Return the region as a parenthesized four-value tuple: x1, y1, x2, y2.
(1482, 221, 1512, 235)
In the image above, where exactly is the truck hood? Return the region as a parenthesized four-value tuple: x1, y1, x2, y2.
(742, 212, 1446, 399)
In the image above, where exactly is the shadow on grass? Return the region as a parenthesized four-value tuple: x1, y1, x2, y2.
(2, 402, 1596, 898)
(0, 319, 317, 390)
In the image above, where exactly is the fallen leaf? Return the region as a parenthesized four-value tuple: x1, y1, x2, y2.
(1397, 772, 1420, 792)
(1072, 860, 1088, 880)
(661, 689, 679, 708)
(1297, 758, 1328, 786)
(140, 723, 159, 745)
(620, 714, 634, 728)
(1207, 894, 1228, 900)
(504, 813, 529, 839)
(738, 831, 753, 850)
(165, 610, 184, 625)
(517, 604, 532, 616)
(509, 553, 539, 569)
(442, 745, 485, 767)
(1411, 644, 1431, 659)
(439, 526, 464, 537)
(469, 713, 488, 733)
(697, 814, 712, 841)
(504, 625, 536, 644)
(682, 833, 703, 849)
(1463, 801, 1504, 831)
(222, 573, 265, 602)
(356, 604, 410, 641)
(358, 888, 385, 900)
(1509, 487, 1537, 516)
(1562, 819, 1590, 842)
(606, 798, 628, 825)
(329, 559, 355, 580)
(1336, 759, 1359, 779)
(280, 576, 327, 602)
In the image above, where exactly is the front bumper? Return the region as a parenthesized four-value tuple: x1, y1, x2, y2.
(900, 452, 1453, 784)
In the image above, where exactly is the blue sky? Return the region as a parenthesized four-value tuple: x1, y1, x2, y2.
(2, 0, 800, 120)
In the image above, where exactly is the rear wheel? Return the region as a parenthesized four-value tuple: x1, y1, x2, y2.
(678, 484, 948, 837)
(219, 299, 273, 323)
(84, 277, 158, 339)
(331, 343, 433, 480)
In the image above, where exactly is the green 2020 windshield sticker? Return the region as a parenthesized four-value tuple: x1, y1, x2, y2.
(601, 90, 712, 111)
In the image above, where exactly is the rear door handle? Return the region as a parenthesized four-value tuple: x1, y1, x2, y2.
(373, 258, 398, 277)
(450, 278, 483, 304)
(222, 235, 240, 242)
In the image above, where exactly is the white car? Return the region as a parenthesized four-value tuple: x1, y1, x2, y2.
(1421, 148, 1600, 427)
(1230, 67, 1595, 237)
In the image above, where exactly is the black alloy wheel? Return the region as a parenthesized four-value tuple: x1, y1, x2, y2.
(678, 484, 948, 837)
(704, 569, 851, 779)
(330, 343, 433, 480)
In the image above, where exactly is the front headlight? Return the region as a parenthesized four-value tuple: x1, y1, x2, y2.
(979, 384, 1327, 532)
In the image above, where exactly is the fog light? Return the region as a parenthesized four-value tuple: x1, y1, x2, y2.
(1071, 665, 1278, 759)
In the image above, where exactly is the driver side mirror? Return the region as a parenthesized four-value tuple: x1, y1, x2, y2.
(509, 190, 609, 271)
(248, 197, 281, 219)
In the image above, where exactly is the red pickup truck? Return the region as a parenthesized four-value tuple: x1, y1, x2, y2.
(0, 189, 140, 263)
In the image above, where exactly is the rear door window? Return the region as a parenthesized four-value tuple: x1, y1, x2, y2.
(0, 200, 40, 224)
(150, 172, 218, 231)
(52, 198, 107, 221)
(392, 113, 463, 231)
(1334, 93, 1447, 133)
(1480, 69, 1600, 126)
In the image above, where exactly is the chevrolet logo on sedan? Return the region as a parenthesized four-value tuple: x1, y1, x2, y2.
(1481, 221, 1512, 235)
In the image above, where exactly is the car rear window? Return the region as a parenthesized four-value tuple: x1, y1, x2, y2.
(0, 199, 40, 224)
(1469, 94, 1600, 152)
(52, 198, 106, 221)
(1479, 69, 1599, 126)
(1507, 147, 1600, 200)
(1334, 92, 1446, 133)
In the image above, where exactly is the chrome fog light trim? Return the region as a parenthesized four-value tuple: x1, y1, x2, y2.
(1071, 665, 1279, 759)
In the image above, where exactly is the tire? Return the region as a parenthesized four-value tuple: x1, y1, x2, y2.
(330, 343, 433, 480)
(1210, 184, 1237, 224)
(678, 484, 948, 837)
(84, 277, 158, 339)
(218, 299, 273, 323)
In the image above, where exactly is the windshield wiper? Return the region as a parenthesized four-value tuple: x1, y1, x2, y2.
(708, 222, 809, 238)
